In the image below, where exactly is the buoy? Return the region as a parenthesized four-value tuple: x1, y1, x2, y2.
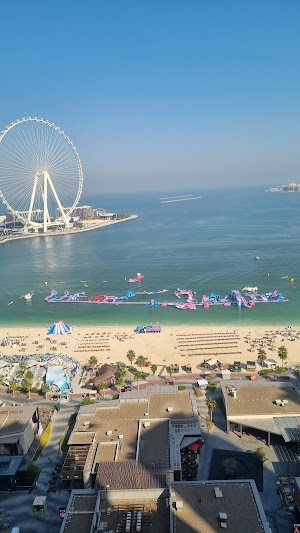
(267, 273, 270, 277)
(290, 278, 295, 283)
(44, 281, 48, 285)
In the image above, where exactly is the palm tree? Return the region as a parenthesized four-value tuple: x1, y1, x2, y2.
(167, 367, 175, 378)
(118, 366, 127, 378)
(150, 364, 158, 375)
(278, 345, 288, 367)
(126, 350, 136, 365)
(294, 365, 300, 378)
(25, 370, 34, 382)
(9, 381, 17, 396)
(116, 376, 125, 388)
(133, 370, 142, 392)
(96, 381, 105, 394)
(257, 348, 267, 368)
(205, 396, 217, 422)
(135, 355, 147, 372)
(19, 361, 28, 372)
(40, 383, 50, 396)
(88, 356, 98, 368)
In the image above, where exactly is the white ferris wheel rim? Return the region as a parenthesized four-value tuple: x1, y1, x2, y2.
(0, 117, 83, 226)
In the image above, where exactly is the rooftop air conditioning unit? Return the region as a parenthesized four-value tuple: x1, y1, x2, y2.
(220, 522, 227, 529)
(282, 400, 289, 405)
(106, 430, 112, 436)
(219, 513, 227, 520)
(214, 487, 223, 498)
(83, 421, 90, 427)
(144, 413, 149, 417)
(167, 407, 174, 412)
(118, 435, 123, 439)
(143, 422, 150, 428)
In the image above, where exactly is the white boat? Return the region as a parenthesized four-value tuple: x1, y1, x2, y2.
(20, 291, 34, 300)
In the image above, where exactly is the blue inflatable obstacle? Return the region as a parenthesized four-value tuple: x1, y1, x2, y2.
(146, 300, 160, 307)
(124, 290, 136, 298)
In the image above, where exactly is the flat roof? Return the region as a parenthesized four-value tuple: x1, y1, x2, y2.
(170, 481, 268, 532)
(222, 381, 300, 418)
(95, 460, 166, 490)
(139, 419, 169, 467)
(61, 492, 98, 533)
(99, 497, 169, 533)
(0, 455, 23, 475)
(72, 393, 193, 465)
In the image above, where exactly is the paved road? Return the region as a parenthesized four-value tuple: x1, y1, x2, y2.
(0, 404, 77, 533)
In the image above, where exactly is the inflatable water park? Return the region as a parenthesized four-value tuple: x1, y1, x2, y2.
(45, 283, 288, 311)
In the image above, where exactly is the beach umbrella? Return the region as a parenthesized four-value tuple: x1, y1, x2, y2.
(47, 320, 71, 335)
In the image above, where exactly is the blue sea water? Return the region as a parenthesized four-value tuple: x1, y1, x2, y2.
(1, 186, 300, 327)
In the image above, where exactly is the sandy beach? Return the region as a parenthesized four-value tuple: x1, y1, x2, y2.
(1, 324, 300, 370)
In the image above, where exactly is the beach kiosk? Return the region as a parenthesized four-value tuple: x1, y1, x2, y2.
(33, 496, 47, 513)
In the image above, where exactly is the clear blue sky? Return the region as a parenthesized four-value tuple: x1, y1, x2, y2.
(0, 1, 300, 193)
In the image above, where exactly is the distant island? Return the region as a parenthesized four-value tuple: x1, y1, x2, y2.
(266, 182, 300, 193)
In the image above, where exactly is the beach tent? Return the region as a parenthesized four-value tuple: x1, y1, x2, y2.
(47, 321, 71, 335)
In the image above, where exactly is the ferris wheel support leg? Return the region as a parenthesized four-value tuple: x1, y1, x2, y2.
(43, 172, 48, 232)
(47, 172, 70, 229)
(28, 174, 39, 225)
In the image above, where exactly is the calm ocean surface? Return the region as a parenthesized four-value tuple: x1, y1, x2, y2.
(1, 187, 300, 327)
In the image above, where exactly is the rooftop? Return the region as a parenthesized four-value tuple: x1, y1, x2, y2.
(71, 393, 193, 464)
(222, 381, 300, 418)
(170, 481, 268, 532)
(60, 492, 98, 533)
(95, 460, 166, 490)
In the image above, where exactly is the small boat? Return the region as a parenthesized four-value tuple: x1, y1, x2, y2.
(254, 256, 260, 260)
(20, 291, 34, 300)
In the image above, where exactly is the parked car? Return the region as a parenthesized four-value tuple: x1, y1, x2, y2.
(59, 507, 66, 520)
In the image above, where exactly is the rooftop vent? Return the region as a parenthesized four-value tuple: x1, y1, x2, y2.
(214, 487, 223, 498)
(106, 430, 112, 436)
(167, 407, 174, 412)
(219, 512, 227, 520)
(175, 500, 183, 511)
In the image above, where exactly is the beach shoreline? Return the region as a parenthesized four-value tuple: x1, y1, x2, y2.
(0, 214, 138, 245)
(1, 324, 300, 369)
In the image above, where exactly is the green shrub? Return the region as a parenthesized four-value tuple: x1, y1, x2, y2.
(81, 397, 95, 405)
(32, 420, 52, 461)
(193, 386, 203, 397)
(178, 385, 186, 391)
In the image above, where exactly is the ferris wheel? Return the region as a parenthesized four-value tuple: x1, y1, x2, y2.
(0, 117, 83, 231)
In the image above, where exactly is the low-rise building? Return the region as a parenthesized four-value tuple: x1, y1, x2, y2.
(222, 380, 300, 445)
(59, 480, 270, 533)
(0, 405, 39, 455)
(61, 388, 201, 490)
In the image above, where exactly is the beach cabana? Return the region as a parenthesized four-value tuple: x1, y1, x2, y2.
(47, 321, 71, 335)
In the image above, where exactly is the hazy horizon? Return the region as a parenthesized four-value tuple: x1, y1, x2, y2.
(1, 1, 300, 194)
